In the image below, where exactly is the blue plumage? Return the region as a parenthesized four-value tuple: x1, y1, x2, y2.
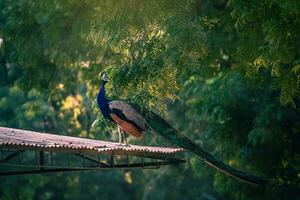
(97, 82, 111, 120)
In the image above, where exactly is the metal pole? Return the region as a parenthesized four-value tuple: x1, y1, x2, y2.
(50, 152, 54, 166)
(110, 151, 115, 168)
(82, 153, 86, 167)
(35, 151, 39, 165)
(98, 154, 101, 168)
(40, 151, 44, 170)
(67, 153, 71, 167)
(1, 148, 3, 162)
(18, 150, 21, 163)
(141, 157, 144, 168)
(155, 159, 160, 169)
(126, 154, 130, 167)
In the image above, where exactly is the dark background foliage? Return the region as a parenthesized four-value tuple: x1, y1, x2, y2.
(0, 0, 299, 199)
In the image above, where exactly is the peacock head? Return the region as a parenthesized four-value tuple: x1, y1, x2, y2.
(99, 72, 109, 84)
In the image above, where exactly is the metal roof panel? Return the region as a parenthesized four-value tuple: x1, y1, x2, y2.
(0, 127, 184, 157)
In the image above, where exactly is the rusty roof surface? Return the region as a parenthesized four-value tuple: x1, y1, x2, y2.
(0, 127, 184, 157)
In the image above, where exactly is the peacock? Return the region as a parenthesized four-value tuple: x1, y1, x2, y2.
(97, 73, 272, 185)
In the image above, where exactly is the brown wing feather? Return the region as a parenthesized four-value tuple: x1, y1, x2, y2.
(108, 100, 146, 131)
(110, 113, 144, 138)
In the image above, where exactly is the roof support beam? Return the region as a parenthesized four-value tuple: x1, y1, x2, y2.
(0, 159, 186, 176)
(0, 150, 24, 163)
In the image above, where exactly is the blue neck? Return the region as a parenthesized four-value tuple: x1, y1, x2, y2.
(97, 82, 110, 117)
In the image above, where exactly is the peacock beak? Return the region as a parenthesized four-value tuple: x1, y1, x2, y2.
(99, 72, 109, 82)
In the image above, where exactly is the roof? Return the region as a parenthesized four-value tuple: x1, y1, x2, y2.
(0, 127, 184, 158)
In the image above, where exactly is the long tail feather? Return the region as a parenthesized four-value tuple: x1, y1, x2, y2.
(144, 110, 272, 186)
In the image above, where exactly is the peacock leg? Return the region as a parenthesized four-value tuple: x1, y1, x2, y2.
(117, 126, 122, 144)
(122, 131, 130, 146)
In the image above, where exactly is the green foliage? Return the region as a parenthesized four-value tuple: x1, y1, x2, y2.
(181, 71, 300, 198)
(0, 0, 299, 199)
(229, 0, 300, 105)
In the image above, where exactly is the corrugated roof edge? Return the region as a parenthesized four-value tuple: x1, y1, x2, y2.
(0, 127, 184, 156)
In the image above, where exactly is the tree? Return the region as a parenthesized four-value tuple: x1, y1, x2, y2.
(0, 0, 299, 199)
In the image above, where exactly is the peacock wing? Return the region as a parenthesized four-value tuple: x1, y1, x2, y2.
(108, 100, 147, 131)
